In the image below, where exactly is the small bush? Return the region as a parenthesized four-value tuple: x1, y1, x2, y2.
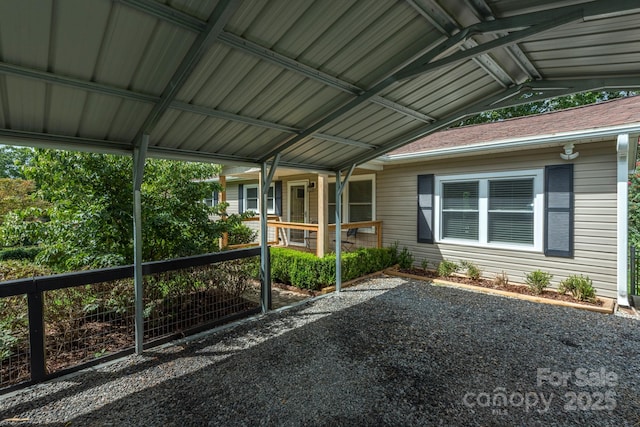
(397, 247, 414, 270)
(0, 246, 40, 261)
(227, 223, 257, 246)
(421, 259, 429, 271)
(437, 260, 459, 277)
(558, 274, 596, 302)
(493, 271, 509, 287)
(388, 241, 399, 265)
(460, 260, 481, 280)
(525, 270, 552, 295)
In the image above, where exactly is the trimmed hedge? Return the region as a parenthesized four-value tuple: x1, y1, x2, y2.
(0, 246, 40, 262)
(270, 247, 395, 290)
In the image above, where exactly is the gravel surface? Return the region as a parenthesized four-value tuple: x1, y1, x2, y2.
(1, 276, 639, 426)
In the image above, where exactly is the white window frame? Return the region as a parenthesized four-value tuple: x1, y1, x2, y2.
(434, 169, 544, 252)
(328, 174, 376, 231)
(243, 183, 275, 215)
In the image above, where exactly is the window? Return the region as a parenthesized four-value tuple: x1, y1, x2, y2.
(243, 184, 274, 214)
(328, 175, 375, 225)
(435, 170, 543, 250)
(203, 191, 218, 208)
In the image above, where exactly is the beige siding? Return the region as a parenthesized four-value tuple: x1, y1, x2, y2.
(377, 141, 619, 298)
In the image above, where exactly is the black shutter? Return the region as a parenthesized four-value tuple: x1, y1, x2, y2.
(213, 190, 219, 206)
(274, 181, 282, 216)
(544, 164, 574, 257)
(238, 184, 244, 213)
(417, 174, 434, 244)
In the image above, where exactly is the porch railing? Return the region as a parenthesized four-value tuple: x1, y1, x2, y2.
(229, 218, 383, 255)
(630, 246, 639, 307)
(0, 248, 261, 393)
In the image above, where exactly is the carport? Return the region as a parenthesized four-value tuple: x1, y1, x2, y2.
(1, 0, 639, 358)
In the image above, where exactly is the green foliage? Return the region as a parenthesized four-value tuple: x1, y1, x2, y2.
(629, 171, 640, 247)
(493, 271, 509, 287)
(437, 260, 459, 277)
(558, 274, 597, 302)
(270, 247, 395, 290)
(525, 270, 553, 295)
(397, 247, 414, 270)
(0, 246, 40, 261)
(460, 260, 481, 280)
(227, 222, 258, 246)
(454, 91, 637, 127)
(2, 149, 228, 271)
(0, 178, 49, 221)
(387, 241, 399, 265)
(421, 259, 429, 271)
(0, 146, 32, 179)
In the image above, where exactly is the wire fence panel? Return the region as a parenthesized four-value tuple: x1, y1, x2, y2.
(0, 295, 30, 388)
(43, 280, 135, 374)
(143, 257, 260, 342)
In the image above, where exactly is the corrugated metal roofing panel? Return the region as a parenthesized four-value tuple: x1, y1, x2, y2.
(1, 0, 639, 172)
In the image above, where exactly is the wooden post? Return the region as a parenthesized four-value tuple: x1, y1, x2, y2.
(316, 174, 329, 257)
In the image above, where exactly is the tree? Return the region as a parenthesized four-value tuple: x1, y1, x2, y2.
(0, 178, 48, 219)
(454, 91, 637, 127)
(0, 146, 33, 179)
(8, 149, 233, 271)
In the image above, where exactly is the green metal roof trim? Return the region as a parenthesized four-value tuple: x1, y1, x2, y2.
(0, 0, 639, 172)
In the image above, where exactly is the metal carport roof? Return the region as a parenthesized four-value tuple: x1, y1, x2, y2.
(1, 0, 639, 172)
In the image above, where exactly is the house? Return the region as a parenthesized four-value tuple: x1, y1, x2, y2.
(216, 96, 640, 305)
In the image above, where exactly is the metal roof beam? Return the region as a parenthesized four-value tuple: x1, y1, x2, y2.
(338, 76, 640, 169)
(0, 62, 159, 103)
(124, 0, 435, 124)
(134, 0, 239, 142)
(259, 2, 593, 162)
(407, 0, 513, 87)
(218, 32, 434, 123)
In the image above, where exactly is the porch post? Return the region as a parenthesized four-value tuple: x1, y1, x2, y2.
(335, 164, 355, 293)
(260, 154, 280, 312)
(133, 134, 148, 355)
(316, 173, 329, 257)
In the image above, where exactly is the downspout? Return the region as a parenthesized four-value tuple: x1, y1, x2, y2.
(616, 134, 629, 306)
(335, 164, 356, 293)
(260, 154, 280, 312)
(133, 134, 148, 355)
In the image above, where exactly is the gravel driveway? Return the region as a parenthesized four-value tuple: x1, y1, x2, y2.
(1, 276, 639, 426)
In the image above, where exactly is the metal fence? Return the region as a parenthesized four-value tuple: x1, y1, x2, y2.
(0, 248, 261, 392)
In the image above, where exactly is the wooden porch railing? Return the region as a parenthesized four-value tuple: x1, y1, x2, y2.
(228, 218, 383, 255)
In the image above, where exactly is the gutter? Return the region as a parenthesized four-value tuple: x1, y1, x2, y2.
(380, 124, 640, 163)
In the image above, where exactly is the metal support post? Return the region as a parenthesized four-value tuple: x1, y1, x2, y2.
(335, 164, 355, 293)
(260, 154, 280, 313)
(133, 134, 148, 354)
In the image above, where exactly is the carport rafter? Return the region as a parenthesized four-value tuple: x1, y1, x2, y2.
(0, 63, 376, 152)
(259, 1, 624, 162)
(120, 0, 435, 124)
(133, 0, 239, 142)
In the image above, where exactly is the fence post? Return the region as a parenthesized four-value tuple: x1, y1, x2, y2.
(27, 290, 46, 381)
(631, 246, 637, 299)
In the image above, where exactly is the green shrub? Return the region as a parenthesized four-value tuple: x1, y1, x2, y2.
(0, 246, 40, 261)
(558, 274, 597, 302)
(421, 259, 429, 271)
(525, 270, 553, 295)
(397, 247, 414, 270)
(227, 223, 257, 246)
(270, 247, 395, 290)
(494, 271, 509, 287)
(460, 260, 481, 280)
(388, 241, 399, 265)
(437, 260, 459, 277)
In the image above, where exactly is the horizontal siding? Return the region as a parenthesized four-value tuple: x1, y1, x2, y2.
(377, 141, 620, 298)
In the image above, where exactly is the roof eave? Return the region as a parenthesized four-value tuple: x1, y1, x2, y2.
(380, 124, 640, 164)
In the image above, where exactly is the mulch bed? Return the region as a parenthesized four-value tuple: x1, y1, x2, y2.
(397, 268, 604, 307)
